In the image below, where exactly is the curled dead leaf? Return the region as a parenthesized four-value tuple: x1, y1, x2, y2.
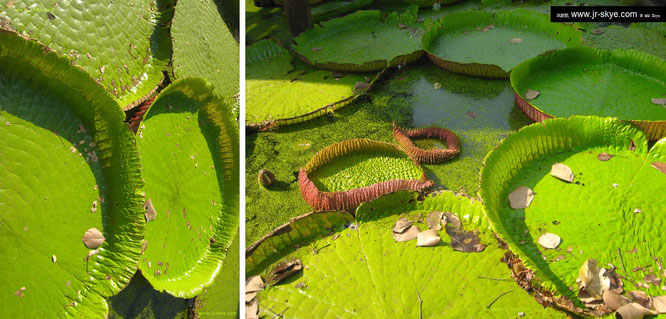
(267, 258, 303, 285)
(393, 217, 412, 233)
(578, 259, 610, 301)
(652, 98, 666, 105)
(603, 290, 631, 311)
(509, 37, 523, 44)
(629, 291, 651, 309)
(416, 229, 441, 247)
(246, 275, 263, 294)
(393, 225, 420, 242)
(652, 162, 666, 174)
(551, 162, 574, 183)
(597, 152, 613, 161)
(590, 28, 605, 35)
(448, 229, 486, 252)
(525, 90, 540, 100)
(426, 211, 445, 230)
(537, 233, 561, 249)
(442, 212, 461, 233)
(82, 228, 105, 249)
(615, 302, 656, 319)
(508, 185, 535, 209)
(653, 296, 666, 313)
(144, 198, 156, 221)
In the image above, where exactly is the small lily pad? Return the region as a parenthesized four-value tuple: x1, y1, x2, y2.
(551, 162, 574, 183)
(82, 228, 105, 249)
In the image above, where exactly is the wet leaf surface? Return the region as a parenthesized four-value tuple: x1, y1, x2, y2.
(508, 185, 535, 209)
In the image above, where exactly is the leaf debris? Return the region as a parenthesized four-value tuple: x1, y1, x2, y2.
(525, 90, 540, 100)
(426, 211, 445, 230)
(508, 185, 534, 209)
(651, 98, 666, 105)
(652, 162, 666, 174)
(598, 152, 614, 161)
(551, 162, 574, 182)
(416, 229, 440, 247)
(537, 233, 561, 249)
(267, 258, 303, 285)
(82, 228, 105, 249)
(509, 37, 523, 44)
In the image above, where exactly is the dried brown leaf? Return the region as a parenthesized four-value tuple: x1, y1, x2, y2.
(15, 287, 25, 298)
(398, 23, 407, 29)
(426, 211, 445, 230)
(603, 290, 631, 311)
(509, 37, 524, 44)
(629, 291, 651, 309)
(393, 217, 412, 233)
(246, 275, 263, 294)
(448, 229, 486, 252)
(393, 225, 420, 242)
(645, 274, 661, 286)
(597, 152, 613, 161)
(615, 302, 656, 319)
(144, 198, 156, 221)
(652, 162, 666, 174)
(525, 89, 540, 100)
(246, 299, 259, 319)
(578, 259, 610, 300)
(551, 162, 574, 182)
(508, 185, 535, 209)
(267, 258, 303, 285)
(537, 233, 561, 249)
(311, 47, 322, 51)
(82, 228, 105, 249)
(442, 212, 461, 233)
(652, 98, 666, 105)
(590, 28, 605, 35)
(354, 81, 370, 93)
(416, 229, 441, 247)
(653, 296, 666, 313)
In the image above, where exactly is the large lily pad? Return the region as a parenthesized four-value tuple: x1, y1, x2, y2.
(136, 78, 239, 298)
(246, 39, 379, 130)
(246, 191, 567, 318)
(480, 116, 666, 311)
(511, 46, 666, 141)
(423, 10, 581, 78)
(171, 0, 240, 110)
(299, 139, 432, 211)
(0, 30, 144, 317)
(292, 10, 425, 72)
(0, 0, 170, 110)
(194, 231, 239, 318)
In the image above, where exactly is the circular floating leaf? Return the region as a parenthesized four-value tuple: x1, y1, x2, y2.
(246, 39, 379, 130)
(299, 139, 432, 211)
(171, 0, 239, 110)
(511, 46, 666, 141)
(0, 0, 170, 109)
(293, 10, 425, 72)
(423, 10, 581, 78)
(136, 78, 239, 298)
(480, 116, 666, 313)
(393, 123, 461, 164)
(246, 191, 567, 318)
(0, 30, 144, 317)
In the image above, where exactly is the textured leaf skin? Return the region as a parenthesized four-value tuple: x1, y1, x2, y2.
(194, 231, 240, 318)
(0, 0, 170, 109)
(393, 122, 461, 164)
(245, 39, 380, 130)
(299, 139, 432, 211)
(136, 78, 239, 298)
(480, 116, 666, 310)
(293, 10, 425, 72)
(423, 10, 581, 78)
(0, 30, 144, 318)
(171, 0, 239, 111)
(247, 191, 566, 318)
(511, 46, 666, 141)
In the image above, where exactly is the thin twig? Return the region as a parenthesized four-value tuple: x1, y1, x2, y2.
(486, 290, 513, 309)
(617, 248, 631, 280)
(312, 243, 331, 255)
(416, 291, 422, 319)
(477, 276, 513, 282)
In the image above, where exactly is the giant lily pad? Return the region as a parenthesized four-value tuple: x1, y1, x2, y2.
(136, 78, 239, 298)
(511, 46, 666, 141)
(0, 30, 144, 317)
(246, 39, 379, 130)
(423, 10, 581, 78)
(299, 139, 432, 211)
(0, 0, 170, 110)
(246, 191, 567, 318)
(480, 116, 666, 313)
(171, 0, 240, 110)
(292, 10, 425, 72)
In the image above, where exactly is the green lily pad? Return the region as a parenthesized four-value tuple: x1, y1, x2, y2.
(480, 116, 666, 311)
(171, 0, 240, 112)
(136, 78, 239, 298)
(293, 10, 425, 72)
(423, 10, 581, 78)
(0, 30, 144, 317)
(511, 46, 666, 141)
(0, 0, 170, 110)
(246, 39, 378, 130)
(194, 231, 239, 318)
(246, 191, 567, 318)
